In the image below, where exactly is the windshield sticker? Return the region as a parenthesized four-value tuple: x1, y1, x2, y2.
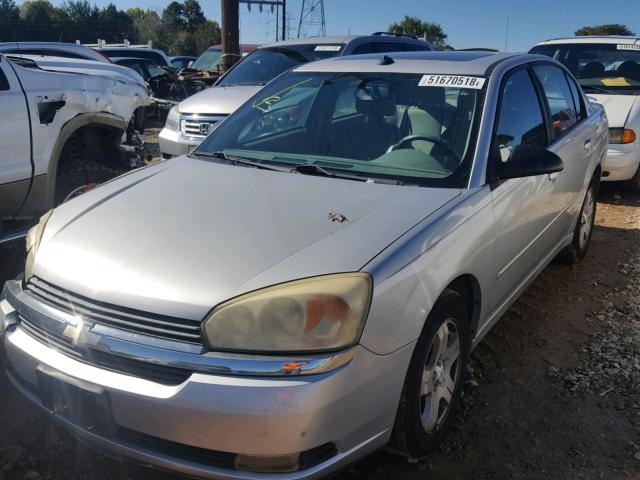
(252, 78, 313, 113)
(419, 74, 486, 89)
(617, 44, 640, 51)
(314, 45, 342, 52)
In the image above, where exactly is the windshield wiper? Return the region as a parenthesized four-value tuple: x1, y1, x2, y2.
(581, 85, 623, 95)
(194, 151, 288, 172)
(290, 164, 389, 183)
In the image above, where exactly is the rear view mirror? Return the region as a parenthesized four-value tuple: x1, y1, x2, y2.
(497, 144, 563, 180)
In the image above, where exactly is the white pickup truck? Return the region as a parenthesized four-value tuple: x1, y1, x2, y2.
(0, 54, 149, 243)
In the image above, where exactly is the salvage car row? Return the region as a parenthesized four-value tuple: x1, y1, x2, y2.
(0, 33, 635, 480)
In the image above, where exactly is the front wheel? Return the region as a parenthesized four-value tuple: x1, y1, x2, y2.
(561, 178, 598, 264)
(391, 289, 470, 458)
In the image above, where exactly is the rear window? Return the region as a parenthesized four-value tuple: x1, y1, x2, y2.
(218, 44, 344, 87)
(102, 49, 167, 66)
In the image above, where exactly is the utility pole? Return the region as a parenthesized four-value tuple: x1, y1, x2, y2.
(240, 1, 286, 42)
(221, 0, 240, 72)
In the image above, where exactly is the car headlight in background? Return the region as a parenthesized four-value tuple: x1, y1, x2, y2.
(24, 210, 52, 280)
(202, 273, 372, 353)
(164, 105, 180, 132)
(609, 128, 636, 144)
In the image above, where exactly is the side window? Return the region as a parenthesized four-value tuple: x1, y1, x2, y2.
(495, 69, 547, 164)
(351, 43, 373, 55)
(565, 72, 585, 120)
(533, 64, 578, 136)
(402, 42, 432, 52)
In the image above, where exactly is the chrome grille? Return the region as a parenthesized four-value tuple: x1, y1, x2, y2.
(25, 277, 203, 344)
(180, 114, 226, 141)
(18, 315, 192, 385)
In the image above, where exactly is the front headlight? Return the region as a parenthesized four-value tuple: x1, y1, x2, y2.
(202, 273, 372, 353)
(25, 210, 52, 280)
(164, 105, 180, 132)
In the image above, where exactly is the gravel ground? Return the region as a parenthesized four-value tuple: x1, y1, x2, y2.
(0, 181, 638, 480)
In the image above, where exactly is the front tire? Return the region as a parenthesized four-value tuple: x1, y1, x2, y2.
(391, 289, 470, 458)
(562, 177, 598, 264)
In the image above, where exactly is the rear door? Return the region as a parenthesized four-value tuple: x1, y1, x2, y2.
(0, 56, 31, 217)
(490, 66, 562, 306)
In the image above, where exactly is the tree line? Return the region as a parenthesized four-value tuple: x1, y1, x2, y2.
(0, 0, 221, 55)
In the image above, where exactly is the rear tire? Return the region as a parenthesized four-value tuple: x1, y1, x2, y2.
(561, 177, 598, 264)
(391, 289, 470, 458)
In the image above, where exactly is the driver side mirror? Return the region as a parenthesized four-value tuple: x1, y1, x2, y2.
(497, 144, 564, 180)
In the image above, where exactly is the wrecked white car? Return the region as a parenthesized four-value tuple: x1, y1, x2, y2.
(0, 54, 149, 243)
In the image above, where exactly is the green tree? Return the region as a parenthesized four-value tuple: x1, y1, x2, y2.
(389, 15, 447, 47)
(20, 0, 56, 22)
(126, 8, 160, 45)
(575, 24, 635, 36)
(61, 0, 98, 22)
(0, 0, 19, 21)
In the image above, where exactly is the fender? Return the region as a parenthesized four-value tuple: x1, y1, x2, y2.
(18, 112, 127, 216)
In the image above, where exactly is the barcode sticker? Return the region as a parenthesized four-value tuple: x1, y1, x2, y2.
(419, 74, 486, 89)
(617, 44, 640, 51)
(314, 45, 342, 52)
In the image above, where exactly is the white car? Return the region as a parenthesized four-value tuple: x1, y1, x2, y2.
(530, 36, 640, 189)
(159, 34, 435, 158)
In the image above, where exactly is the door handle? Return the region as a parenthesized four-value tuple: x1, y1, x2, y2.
(584, 139, 592, 150)
(548, 172, 559, 182)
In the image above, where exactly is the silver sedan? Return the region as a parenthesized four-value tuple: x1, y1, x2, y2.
(1, 51, 607, 479)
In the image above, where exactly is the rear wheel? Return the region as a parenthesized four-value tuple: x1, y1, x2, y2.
(561, 177, 598, 264)
(391, 289, 470, 458)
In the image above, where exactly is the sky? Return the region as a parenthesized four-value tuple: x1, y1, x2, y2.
(42, 0, 640, 52)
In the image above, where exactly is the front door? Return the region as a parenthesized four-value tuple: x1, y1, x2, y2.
(0, 57, 31, 218)
(490, 67, 563, 308)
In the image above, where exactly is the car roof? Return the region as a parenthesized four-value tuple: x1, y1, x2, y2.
(294, 50, 521, 76)
(535, 36, 640, 46)
(260, 36, 355, 49)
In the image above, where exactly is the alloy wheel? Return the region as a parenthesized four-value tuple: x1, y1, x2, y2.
(420, 318, 461, 433)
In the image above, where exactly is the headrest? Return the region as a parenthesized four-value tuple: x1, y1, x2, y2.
(582, 62, 604, 77)
(355, 81, 397, 116)
(618, 61, 640, 80)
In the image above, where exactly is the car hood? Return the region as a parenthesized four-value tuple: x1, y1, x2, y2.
(35, 158, 459, 321)
(179, 85, 263, 115)
(16, 54, 147, 88)
(586, 93, 639, 127)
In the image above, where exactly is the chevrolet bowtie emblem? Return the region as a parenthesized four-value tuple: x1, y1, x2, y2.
(62, 321, 100, 347)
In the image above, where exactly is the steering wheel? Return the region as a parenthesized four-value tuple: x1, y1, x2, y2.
(386, 134, 459, 160)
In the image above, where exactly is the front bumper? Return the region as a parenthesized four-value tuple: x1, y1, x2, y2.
(0, 280, 412, 480)
(158, 126, 199, 158)
(602, 144, 640, 181)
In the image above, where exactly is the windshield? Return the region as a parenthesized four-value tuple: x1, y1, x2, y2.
(217, 44, 344, 87)
(530, 43, 640, 93)
(191, 48, 222, 71)
(197, 71, 483, 187)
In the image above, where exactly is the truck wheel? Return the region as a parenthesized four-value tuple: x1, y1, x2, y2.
(561, 177, 598, 264)
(623, 164, 640, 191)
(54, 161, 118, 205)
(391, 289, 470, 458)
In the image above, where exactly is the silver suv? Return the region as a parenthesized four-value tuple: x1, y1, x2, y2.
(159, 33, 435, 157)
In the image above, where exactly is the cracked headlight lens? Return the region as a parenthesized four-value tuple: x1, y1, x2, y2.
(202, 273, 372, 353)
(25, 210, 52, 280)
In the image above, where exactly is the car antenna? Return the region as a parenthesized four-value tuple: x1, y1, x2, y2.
(378, 55, 395, 65)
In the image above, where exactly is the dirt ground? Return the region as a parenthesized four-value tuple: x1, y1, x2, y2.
(0, 183, 638, 480)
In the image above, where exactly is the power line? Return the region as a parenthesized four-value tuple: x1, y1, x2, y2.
(297, 0, 325, 38)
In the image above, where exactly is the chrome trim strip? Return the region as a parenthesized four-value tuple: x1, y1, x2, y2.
(3, 280, 357, 378)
